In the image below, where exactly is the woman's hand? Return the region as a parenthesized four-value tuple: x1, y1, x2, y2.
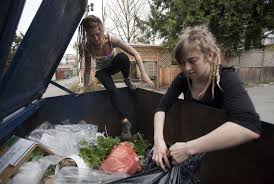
(152, 139, 171, 170)
(169, 142, 192, 165)
(141, 72, 154, 87)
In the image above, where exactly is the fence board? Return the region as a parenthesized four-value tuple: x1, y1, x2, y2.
(260, 67, 274, 82)
(237, 67, 261, 84)
(159, 66, 180, 87)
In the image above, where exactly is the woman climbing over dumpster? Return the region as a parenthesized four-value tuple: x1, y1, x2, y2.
(78, 15, 154, 140)
(152, 25, 262, 170)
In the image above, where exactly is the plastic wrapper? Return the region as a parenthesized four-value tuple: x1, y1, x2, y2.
(100, 142, 142, 175)
(7, 155, 61, 184)
(53, 167, 127, 184)
(28, 120, 98, 156)
(28, 121, 54, 142)
(109, 147, 205, 184)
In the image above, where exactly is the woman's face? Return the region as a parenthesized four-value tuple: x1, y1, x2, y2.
(86, 26, 103, 47)
(179, 47, 211, 81)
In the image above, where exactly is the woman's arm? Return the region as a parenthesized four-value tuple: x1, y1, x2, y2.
(111, 36, 145, 72)
(111, 36, 154, 86)
(221, 69, 262, 134)
(188, 121, 260, 154)
(153, 111, 171, 170)
(170, 69, 261, 165)
(153, 75, 186, 169)
(170, 121, 259, 165)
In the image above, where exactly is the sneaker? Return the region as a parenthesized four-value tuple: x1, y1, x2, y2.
(124, 78, 137, 90)
(121, 121, 132, 141)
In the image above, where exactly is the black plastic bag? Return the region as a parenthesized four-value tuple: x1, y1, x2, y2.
(109, 147, 205, 184)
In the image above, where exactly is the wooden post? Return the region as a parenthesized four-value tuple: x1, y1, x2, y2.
(238, 53, 241, 69)
(156, 51, 160, 89)
(258, 49, 265, 84)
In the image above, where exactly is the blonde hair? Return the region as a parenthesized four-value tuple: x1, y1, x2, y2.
(77, 15, 105, 68)
(174, 25, 222, 99)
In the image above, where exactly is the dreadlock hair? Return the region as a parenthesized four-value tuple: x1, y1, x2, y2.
(174, 25, 222, 99)
(77, 15, 105, 70)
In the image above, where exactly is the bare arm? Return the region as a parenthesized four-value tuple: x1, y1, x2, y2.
(111, 36, 146, 73)
(154, 111, 165, 143)
(153, 75, 186, 169)
(153, 111, 171, 170)
(187, 121, 259, 154)
(154, 111, 260, 167)
(111, 36, 154, 86)
(170, 121, 260, 165)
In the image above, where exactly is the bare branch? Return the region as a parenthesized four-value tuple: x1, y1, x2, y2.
(106, 0, 150, 43)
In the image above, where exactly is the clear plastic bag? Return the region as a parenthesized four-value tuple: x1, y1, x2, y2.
(40, 124, 98, 156)
(28, 121, 54, 142)
(7, 155, 61, 184)
(53, 167, 127, 184)
(28, 120, 98, 156)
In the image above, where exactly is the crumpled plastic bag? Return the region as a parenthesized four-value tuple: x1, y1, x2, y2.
(28, 121, 54, 141)
(109, 146, 205, 184)
(7, 155, 61, 184)
(28, 120, 98, 156)
(100, 142, 142, 175)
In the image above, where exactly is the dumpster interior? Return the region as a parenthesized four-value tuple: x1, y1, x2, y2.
(1, 0, 274, 184)
(3, 88, 274, 184)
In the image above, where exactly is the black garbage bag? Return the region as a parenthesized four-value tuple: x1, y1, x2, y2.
(109, 146, 205, 184)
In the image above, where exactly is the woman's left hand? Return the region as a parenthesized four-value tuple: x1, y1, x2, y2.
(169, 142, 192, 165)
(141, 72, 154, 87)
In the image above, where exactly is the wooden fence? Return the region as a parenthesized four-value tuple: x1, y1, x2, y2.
(82, 45, 274, 88)
(158, 66, 180, 88)
(224, 49, 274, 84)
(158, 49, 274, 88)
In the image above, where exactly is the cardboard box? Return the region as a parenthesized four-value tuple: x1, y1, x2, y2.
(0, 136, 54, 184)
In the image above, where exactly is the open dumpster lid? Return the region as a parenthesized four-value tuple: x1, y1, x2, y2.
(0, 0, 26, 79)
(0, 0, 87, 120)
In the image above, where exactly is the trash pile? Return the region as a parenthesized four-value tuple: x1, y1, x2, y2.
(6, 120, 151, 184)
(5, 120, 204, 184)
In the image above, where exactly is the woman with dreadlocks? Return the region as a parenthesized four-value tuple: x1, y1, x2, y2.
(152, 25, 261, 170)
(78, 15, 154, 140)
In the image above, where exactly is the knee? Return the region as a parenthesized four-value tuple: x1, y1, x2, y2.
(116, 52, 130, 65)
(95, 71, 103, 80)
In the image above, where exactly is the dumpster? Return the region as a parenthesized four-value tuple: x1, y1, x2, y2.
(1, 0, 274, 183)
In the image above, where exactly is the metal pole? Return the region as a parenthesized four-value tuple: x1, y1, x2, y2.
(102, 0, 105, 24)
(85, 2, 94, 17)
